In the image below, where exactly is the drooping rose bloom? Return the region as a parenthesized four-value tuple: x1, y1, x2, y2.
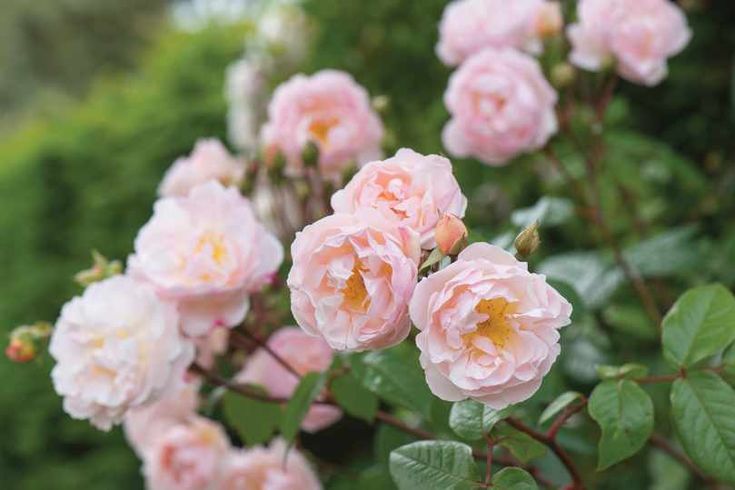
(330, 148, 467, 249)
(129, 181, 283, 337)
(288, 209, 420, 351)
(158, 139, 246, 198)
(409, 243, 571, 408)
(260, 70, 384, 180)
(218, 439, 321, 490)
(143, 416, 230, 490)
(436, 0, 563, 66)
(49, 276, 194, 430)
(124, 379, 200, 456)
(567, 0, 691, 86)
(236, 327, 341, 432)
(442, 49, 557, 166)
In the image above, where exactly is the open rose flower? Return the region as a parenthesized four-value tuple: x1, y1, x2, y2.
(567, 0, 691, 86)
(49, 276, 194, 430)
(288, 209, 420, 351)
(330, 148, 467, 249)
(219, 439, 321, 490)
(236, 327, 340, 432)
(437, 0, 563, 66)
(143, 416, 230, 490)
(129, 181, 283, 337)
(409, 243, 571, 408)
(443, 48, 557, 166)
(158, 139, 246, 198)
(260, 70, 383, 180)
(124, 379, 200, 456)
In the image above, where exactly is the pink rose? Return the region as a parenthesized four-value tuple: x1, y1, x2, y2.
(236, 327, 341, 432)
(330, 148, 467, 249)
(442, 48, 558, 166)
(409, 243, 571, 408)
(158, 139, 246, 198)
(567, 0, 691, 86)
(129, 181, 283, 337)
(260, 70, 384, 179)
(436, 0, 562, 66)
(124, 379, 200, 456)
(49, 276, 194, 430)
(288, 210, 420, 351)
(143, 416, 230, 490)
(218, 439, 321, 490)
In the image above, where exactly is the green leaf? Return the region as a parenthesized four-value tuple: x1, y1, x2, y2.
(671, 371, 735, 483)
(623, 227, 701, 278)
(331, 372, 378, 422)
(280, 372, 326, 442)
(389, 441, 480, 490)
(539, 391, 584, 425)
(539, 252, 623, 309)
(448, 400, 510, 441)
(357, 344, 433, 418)
(511, 196, 574, 228)
(376, 424, 417, 466)
(420, 248, 445, 271)
(491, 467, 539, 490)
(493, 425, 547, 464)
(588, 380, 654, 469)
(596, 363, 649, 381)
(662, 284, 735, 367)
(221, 390, 281, 445)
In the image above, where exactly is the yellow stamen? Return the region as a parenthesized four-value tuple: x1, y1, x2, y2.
(466, 298, 517, 350)
(195, 232, 228, 265)
(308, 116, 339, 145)
(343, 264, 370, 312)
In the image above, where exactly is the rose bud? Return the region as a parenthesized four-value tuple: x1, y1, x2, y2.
(514, 221, 541, 259)
(5, 321, 52, 363)
(533, 2, 563, 39)
(74, 250, 122, 287)
(434, 214, 468, 256)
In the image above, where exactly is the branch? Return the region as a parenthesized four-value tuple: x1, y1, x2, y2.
(649, 433, 717, 488)
(231, 329, 302, 379)
(547, 398, 587, 440)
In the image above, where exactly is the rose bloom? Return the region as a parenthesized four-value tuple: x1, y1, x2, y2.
(409, 243, 572, 408)
(158, 139, 246, 198)
(260, 70, 383, 180)
(143, 416, 230, 490)
(330, 148, 467, 249)
(218, 439, 321, 490)
(288, 209, 420, 351)
(129, 181, 283, 337)
(236, 327, 341, 432)
(567, 0, 691, 86)
(124, 379, 200, 457)
(442, 48, 558, 166)
(436, 0, 562, 66)
(49, 276, 194, 430)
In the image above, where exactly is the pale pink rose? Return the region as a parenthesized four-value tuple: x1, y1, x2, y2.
(288, 209, 421, 351)
(143, 416, 230, 490)
(567, 0, 691, 86)
(129, 181, 283, 337)
(330, 148, 467, 249)
(260, 70, 384, 179)
(236, 327, 341, 432)
(442, 48, 558, 166)
(124, 379, 201, 457)
(218, 439, 321, 490)
(158, 139, 246, 198)
(436, 0, 562, 66)
(409, 243, 571, 408)
(49, 276, 194, 430)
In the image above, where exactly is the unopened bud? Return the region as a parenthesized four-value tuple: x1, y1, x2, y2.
(533, 2, 563, 39)
(551, 63, 576, 89)
(435, 214, 468, 256)
(514, 221, 541, 259)
(5, 321, 52, 363)
(74, 250, 122, 287)
(302, 141, 320, 169)
(372, 95, 390, 114)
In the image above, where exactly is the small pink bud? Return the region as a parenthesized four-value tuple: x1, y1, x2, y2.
(533, 2, 563, 39)
(5, 322, 52, 363)
(434, 214, 468, 256)
(5, 337, 36, 363)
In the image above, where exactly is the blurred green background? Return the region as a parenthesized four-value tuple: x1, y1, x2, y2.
(1, 0, 734, 488)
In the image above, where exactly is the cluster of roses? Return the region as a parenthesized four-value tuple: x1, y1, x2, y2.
(437, 0, 691, 166)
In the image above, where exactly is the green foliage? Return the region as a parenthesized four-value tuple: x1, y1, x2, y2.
(588, 380, 654, 470)
(671, 371, 735, 484)
(448, 400, 509, 441)
(281, 372, 326, 442)
(389, 441, 479, 490)
(331, 372, 378, 423)
(222, 390, 281, 445)
(491, 467, 538, 490)
(538, 392, 583, 425)
(493, 425, 547, 464)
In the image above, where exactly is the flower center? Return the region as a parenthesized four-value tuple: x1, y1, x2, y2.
(467, 297, 517, 350)
(194, 231, 228, 265)
(308, 116, 340, 146)
(342, 264, 370, 312)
